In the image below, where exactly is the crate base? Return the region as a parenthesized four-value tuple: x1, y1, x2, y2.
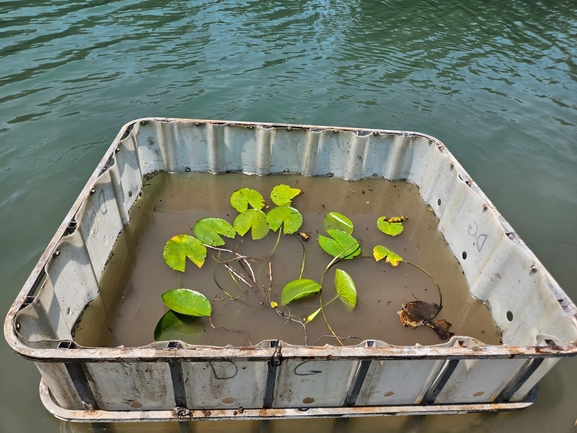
(39, 379, 538, 423)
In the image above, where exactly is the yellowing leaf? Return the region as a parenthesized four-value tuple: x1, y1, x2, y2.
(305, 307, 322, 324)
(163, 234, 207, 272)
(377, 216, 404, 236)
(373, 245, 403, 267)
(270, 301, 278, 309)
(387, 215, 408, 223)
(270, 184, 301, 206)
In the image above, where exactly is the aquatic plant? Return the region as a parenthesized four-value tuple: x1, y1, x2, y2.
(155, 183, 452, 345)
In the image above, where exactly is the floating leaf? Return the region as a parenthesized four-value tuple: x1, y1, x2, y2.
(270, 184, 301, 206)
(192, 217, 236, 246)
(305, 307, 322, 324)
(281, 279, 322, 305)
(154, 310, 205, 341)
(162, 288, 213, 316)
(377, 216, 404, 236)
(163, 235, 207, 271)
(335, 269, 357, 309)
(266, 206, 303, 234)
(230, 188, 264, 212)
(318, 229, 361, 260)
(373, 245, 403, 267)
(324, 212, 354, 234)
(234, 209, 269, 240)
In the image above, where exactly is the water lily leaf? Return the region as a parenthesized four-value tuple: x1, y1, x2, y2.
(270, 184, 301, 206)
(335, 269, 357, 309)
(281, 279, 322, 305)
(154, 310, 205, 341)
(192, 217, 236, 246)
(305, 307, 322, 323)
(318, 229, 361, 260)
(266, 206, 303, 234)
(161, 288, 212, 317)
(163, 234, 207, 271)
(373, 245, 403, 266)
(377, 216, 404, 236)
(234, 209, 269, 240)
(324, 212, 354, 234)
(230, 188, 264, 212)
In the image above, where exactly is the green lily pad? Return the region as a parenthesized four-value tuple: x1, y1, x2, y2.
(373, 245, 403, 267)
(281, 279, 322, 305)
(335, 269, 357, 309)
(270, 184, 301, 206)
(324, 212, 354, 234)
(161, 288, 213, 317)
(377, 216, 404, 236)
(163, 234, 207, 272)
(192, 217, 236, 246)
(266, 206, 303, 234)
(230, 188, 264, 212)
(318, 229, 361, 260)
(154, 310, 205, 341)
(234, 209, 269, 240)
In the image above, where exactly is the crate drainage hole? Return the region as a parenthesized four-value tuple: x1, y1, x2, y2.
(221, 397, 236, 404)
(384, 391, 395, 397)
(462, 251, 467, 260)
(302, 397, 315, 404)
(473, 391, 484, 397)
(437, 198, 442, 206)
(507, 311, 514, 322)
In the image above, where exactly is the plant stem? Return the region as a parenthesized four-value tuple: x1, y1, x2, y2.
(320, 291, 344, 346)
(269, 227, 282, 256)
(402, 260, 443, 314)
(317, 243, 361, 346)
(298, 236, 307, 279)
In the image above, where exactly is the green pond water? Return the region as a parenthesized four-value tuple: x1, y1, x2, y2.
(1, 1, 576, 432)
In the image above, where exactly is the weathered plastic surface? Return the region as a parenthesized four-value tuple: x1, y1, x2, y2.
(5, 118, 577, 422)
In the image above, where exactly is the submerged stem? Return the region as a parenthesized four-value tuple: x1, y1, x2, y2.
(298, 236, 307, 279)
(320, 291, 344, 346)
(269, 227, 283, 256)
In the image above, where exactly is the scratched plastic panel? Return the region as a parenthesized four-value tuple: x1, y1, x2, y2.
(36, 363, 84, 410)
(273, 360, 358, 408)
(45, 232, 100, 335)
(76, 170, 124, 280)
(355, 359, 445, 405)
(84, 362, 175, 411)
(16, 277, 63, 341)
(111, 136, 143, 225)
(434, 358, 526, 404)
(472, 235, 576, 345)
(134, 121, 169, 175)
(182, 360, 267, 409)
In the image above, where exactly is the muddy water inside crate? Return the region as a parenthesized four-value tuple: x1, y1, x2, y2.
(73, 172, 501, 347)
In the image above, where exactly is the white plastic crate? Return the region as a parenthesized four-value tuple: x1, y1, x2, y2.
(5, 118, 577, 422)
